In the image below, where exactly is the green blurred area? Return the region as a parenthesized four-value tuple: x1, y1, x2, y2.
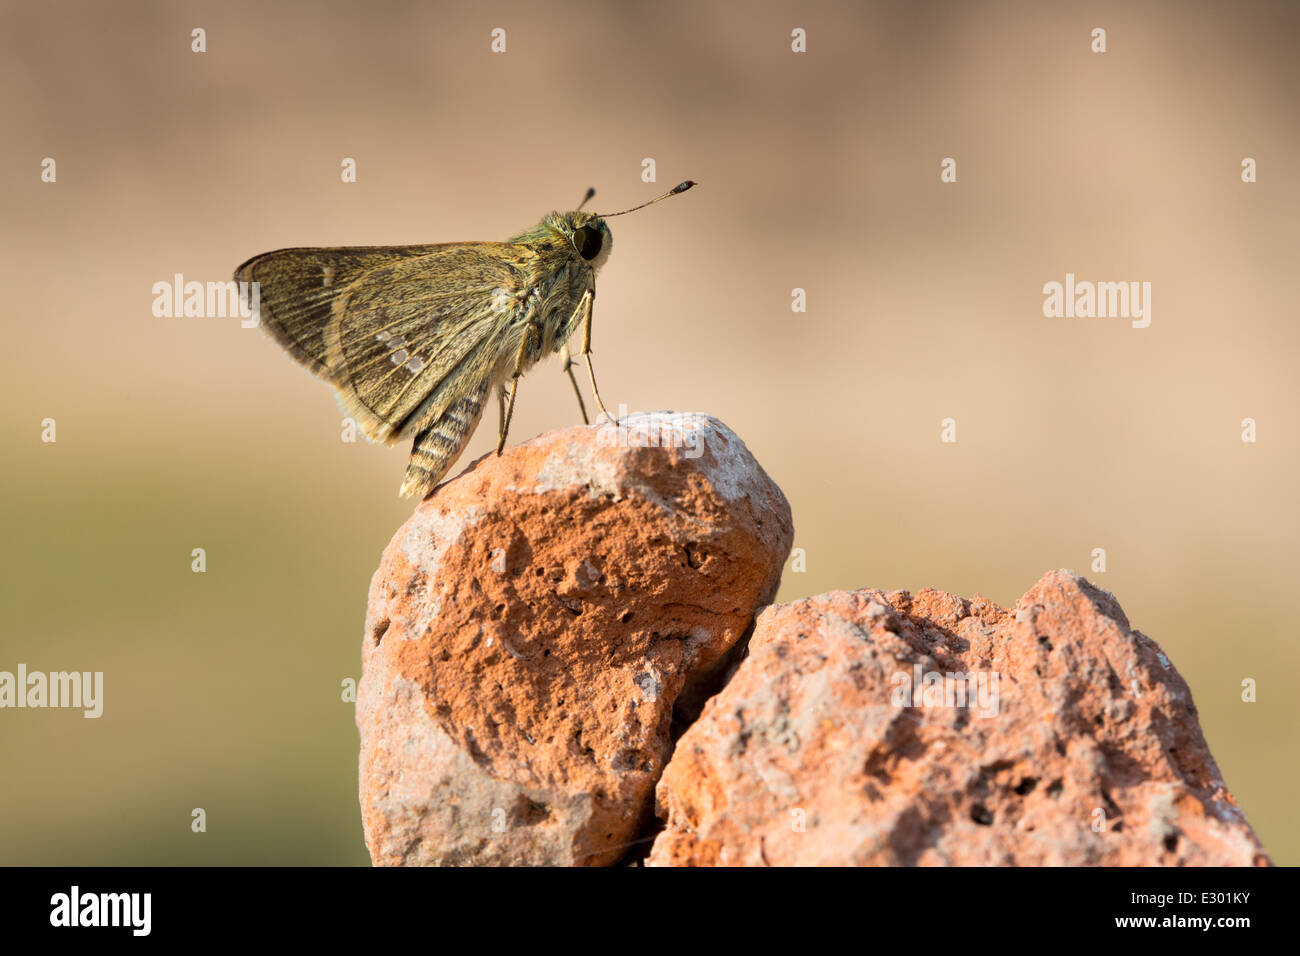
(1, 444, 385, 865)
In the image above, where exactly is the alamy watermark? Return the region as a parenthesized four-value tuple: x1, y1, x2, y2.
(50, 886, 150, 936)
(152, 273, 259, 326)
(1042, 272, 1151, 328)
(0, 664, 103, 718)
(596, 406, 705, 458)
(890, 663, 999, 719)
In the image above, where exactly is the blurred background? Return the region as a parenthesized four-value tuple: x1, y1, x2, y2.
(1, 0, 1296, 865)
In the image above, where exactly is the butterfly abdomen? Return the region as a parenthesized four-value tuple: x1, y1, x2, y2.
(399, 377, 491, 498)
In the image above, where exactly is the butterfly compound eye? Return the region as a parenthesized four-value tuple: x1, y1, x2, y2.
(573, 225, 603, 260)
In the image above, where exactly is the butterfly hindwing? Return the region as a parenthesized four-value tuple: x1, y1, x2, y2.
(324, 244, 534, 444)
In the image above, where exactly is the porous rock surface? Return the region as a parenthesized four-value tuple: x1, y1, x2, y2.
(357, 412, 793, 866)
(648, 571, 1271, 866)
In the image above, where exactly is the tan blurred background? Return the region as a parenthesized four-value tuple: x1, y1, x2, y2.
(1, 0, 1296, 865)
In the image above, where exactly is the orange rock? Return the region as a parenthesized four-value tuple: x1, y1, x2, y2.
(648, 571, 1271, 866)
(356, 413, 793, 866)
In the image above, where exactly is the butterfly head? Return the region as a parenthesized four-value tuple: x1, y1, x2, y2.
(558, 211, 613, 269)
(519, 182, 696, 273)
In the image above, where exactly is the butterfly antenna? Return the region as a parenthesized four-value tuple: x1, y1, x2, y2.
(576, 187, 596, 211)
(595, 180, 696, 218)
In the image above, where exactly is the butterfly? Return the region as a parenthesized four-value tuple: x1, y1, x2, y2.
(235, 181, 695, 497)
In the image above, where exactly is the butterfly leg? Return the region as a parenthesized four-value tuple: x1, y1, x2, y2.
(497, 318, 541, 454)
(496, 383, 509, 444)
(577, 289, 618, 426)
(559, 343, 590, 425)
(497, 380, 518, 455)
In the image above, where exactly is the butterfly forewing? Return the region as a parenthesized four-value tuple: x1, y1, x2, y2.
(235, 245, 445, 378)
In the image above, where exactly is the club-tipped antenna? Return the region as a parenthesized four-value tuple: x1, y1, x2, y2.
(595, 180, 696, 218)
(576, 187, 596, 211)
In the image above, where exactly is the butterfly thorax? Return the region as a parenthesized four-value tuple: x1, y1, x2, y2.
(501, 211, 612, 363)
